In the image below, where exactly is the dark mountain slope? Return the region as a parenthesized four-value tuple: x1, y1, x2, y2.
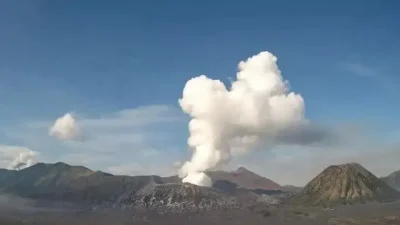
(0, 162, 93, 195)
(381, 170, 400, 191)
(290, 163, 400, 206)
(0, 168, 15, 182)
(0, 162, 164, 204)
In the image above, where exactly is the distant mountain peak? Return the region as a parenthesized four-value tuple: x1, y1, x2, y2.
(336, 162, 363, 168)
(206, 167, 281, 191)
(54, 161, 69, 166)
(236, 167, 251, 173)
(291, 162, 400, 206)
(388, 170, 400, 177)
(382, 169, 400, 191)
(52, 161, 71, 168)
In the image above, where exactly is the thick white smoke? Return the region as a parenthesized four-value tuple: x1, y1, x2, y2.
(178, 51, 314, 187)
(49, 113, 86, 141)
(8, 151, 38, 170)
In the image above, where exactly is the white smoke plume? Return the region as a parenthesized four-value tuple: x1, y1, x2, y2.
(8, 151, 39, 170)
(49, 113, 86, 141)
(178, 51, 326, 187)
(173, 161, 183, 168)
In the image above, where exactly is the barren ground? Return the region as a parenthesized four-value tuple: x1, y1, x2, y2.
(1, 201, 400, 225)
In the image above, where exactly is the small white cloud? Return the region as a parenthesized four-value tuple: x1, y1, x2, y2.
(49, 113, 86, 142)
(0, 145, 39, 170)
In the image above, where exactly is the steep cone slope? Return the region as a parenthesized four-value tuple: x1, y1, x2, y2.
(290, 163, 400, 206)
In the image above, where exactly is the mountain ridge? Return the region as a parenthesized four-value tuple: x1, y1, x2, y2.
(1, 161, 399, 212)
(0, 162, 290, 209)
(0, 162, 165, 204)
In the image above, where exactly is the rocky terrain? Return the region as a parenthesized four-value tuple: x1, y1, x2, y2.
(0, 162, 287, 212)
(109, 183, 245, 213)
(1, 162, 400, 224)
(290, 163, 400, 206)
(1, 200, 400, 225)
(0, 169, 16, 182)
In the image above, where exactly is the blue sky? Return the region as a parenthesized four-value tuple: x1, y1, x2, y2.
(0, 0, 399, 186)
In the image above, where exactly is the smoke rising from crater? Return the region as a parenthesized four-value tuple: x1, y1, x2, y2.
(178, 51, 324, 187)
(8, 151, 38, 170)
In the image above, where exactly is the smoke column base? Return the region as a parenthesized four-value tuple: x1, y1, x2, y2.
(182, 172, 212, 187)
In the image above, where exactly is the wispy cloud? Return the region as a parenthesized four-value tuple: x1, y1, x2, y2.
(106, 156, 179, 176)
(224, 143, 400, 186)
(341, 61, 398, 92)
(2, 104, 186, 174)
(223, 123, 400, 186)
(106, 162, 177, 177)
(25, 105, 184, 130)
(58, 152, 112, 166)
(341, 62, 378, 77)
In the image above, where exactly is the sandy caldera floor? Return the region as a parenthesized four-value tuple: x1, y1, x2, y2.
(0, 201, 400, 225)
